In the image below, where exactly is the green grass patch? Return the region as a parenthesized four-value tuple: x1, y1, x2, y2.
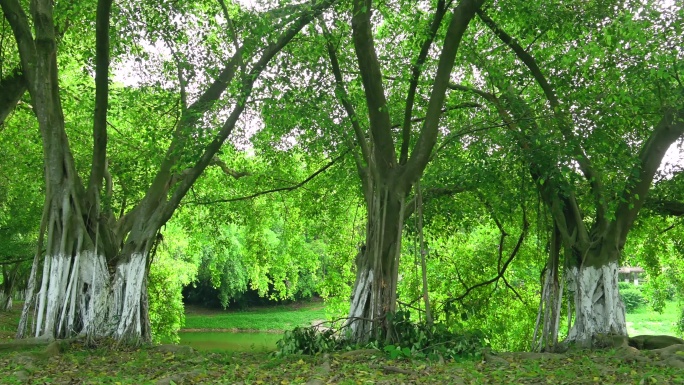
(183, 302, 327, 331)
(626, 300, 682, 337)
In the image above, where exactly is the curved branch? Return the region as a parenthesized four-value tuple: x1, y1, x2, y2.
(0, 68, 27, 126)
(320, 18, 370, 168)
(187, 149, 349, 205)
(614, 106, 684, 243)
(646, 199, 684, 217)
(0, 0, 37, 87)
(210, 156, 250, 179)
(450, 211, 529, 302)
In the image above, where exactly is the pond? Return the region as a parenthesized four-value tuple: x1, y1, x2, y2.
(177, 332, 282, 352)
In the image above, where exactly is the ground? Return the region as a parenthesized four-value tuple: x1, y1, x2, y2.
(1, 341, 683, 384)
(1, 301, 683, 384)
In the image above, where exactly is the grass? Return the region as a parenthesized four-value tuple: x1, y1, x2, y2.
(626, 300, 682, 337)
(1, 300, 683, 383)
(0, 303, 22, 340)
(183, 301, 327, 331)
(1, 343, 683, 384)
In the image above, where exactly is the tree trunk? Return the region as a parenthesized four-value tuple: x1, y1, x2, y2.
(347, 184, 405, 343)
(19, 166, 158, 343)
(566, 246, 626, 347)
(532, 225, 563, 352)
(1, 263, 19, 311)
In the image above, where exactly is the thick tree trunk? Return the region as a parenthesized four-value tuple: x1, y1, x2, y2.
(532, 226, 563, 352)
(28, 240, 154, 342)
(347, 185, 404, 343)
(566, 253, 626, 347)
(18, 175, 157, 343)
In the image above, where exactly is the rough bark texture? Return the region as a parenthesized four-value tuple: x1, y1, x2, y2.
(532, 226, 563, 352)
(336, 0, 483, 342)
(347, 185, 404, 342)
(567, 261, 626, 346)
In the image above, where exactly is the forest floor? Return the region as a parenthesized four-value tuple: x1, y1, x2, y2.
(1, 302, 683, 384)
(1, 340, 684, 384)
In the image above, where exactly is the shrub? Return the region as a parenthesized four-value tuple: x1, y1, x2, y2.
(619, 287, 646, 313)
(276, 326, 342, 355)
(618, 282, 636, 292)
(275, 310, 486, 360)
(677, 306, 684, 337)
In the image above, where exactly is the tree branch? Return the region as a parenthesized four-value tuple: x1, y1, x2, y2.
(399, 0, 448, 165)
(403, 0, 484, 189)
(0, 68, 27, 127)
(217, 0, 243, 71)
(0, 0, 37, 88)
(210, 156, 250, 179)
(320, 18, 370, 167)
(477, 9, 607, 230)
(162, 0, 337, 222)
(614, 106, 684, 243)
(453, 82, 588, 248)
(450, 212, 529, 302)
(187, 149, 349, 205)
(403, 184, 467, 220)
(351, 0, 396, 173)
(646, 199, 684, 217)
(87, 0, 113, 208)
(0, 256, 33, 266)
(392, 102, 481, 130)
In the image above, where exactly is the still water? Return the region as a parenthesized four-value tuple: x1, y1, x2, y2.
(178, 332, 282, 352)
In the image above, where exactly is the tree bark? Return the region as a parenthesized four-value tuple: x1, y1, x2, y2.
(532, 225, 563, 352)
(338, 0, 483, 343)
(0, 69, 27, 127)
(347, 183, 404, 343)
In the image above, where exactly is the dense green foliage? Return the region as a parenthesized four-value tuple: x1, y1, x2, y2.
(618, 283, 647, 313)
(276, 309, 487, 360)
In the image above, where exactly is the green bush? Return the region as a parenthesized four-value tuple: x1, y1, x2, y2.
(275, 310, 486, 360)
(276, 326, 342, 355)
(618, 282, 636, 292)
(677, 306, 684, 337)
(620, 287, 646, 313)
